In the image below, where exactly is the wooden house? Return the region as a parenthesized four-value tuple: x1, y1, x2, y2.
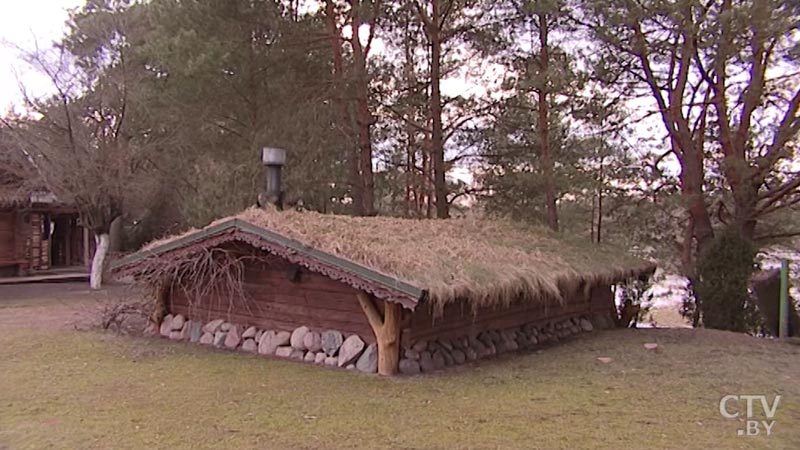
(113, 207, 655, 375)
(0, 186, 90, 276)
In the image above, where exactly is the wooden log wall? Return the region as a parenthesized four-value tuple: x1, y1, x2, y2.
(164, 242, 619, 352)
(0, 211, 15, 263)
(68, 216, 85, 266)
(403, 284, 615, 345)
(28, 213, 49, 271)
(14, 211, 28, 272)
(589, 283, 616, 316)
(168, 252, 376, 343)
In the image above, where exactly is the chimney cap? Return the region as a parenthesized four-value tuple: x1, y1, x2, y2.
(261, 147, 287, 166)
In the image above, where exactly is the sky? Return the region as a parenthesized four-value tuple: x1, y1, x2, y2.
(0, 0, 82, 113)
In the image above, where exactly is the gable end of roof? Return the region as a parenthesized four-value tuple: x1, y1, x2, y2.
(112, 219, 425, 309)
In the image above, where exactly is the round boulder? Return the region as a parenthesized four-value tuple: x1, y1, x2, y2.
(431, 351, 446, 370)
(159, 314, 174, 337)
(258, 330, 291, 355)
(275, 346, 293, 358)
(202, 319, 225, 334)
(224, 325, 241, 349)
(241, 339, 257, 352)
(189, 321, 203, 342)
(399, 359, 421, 375)
(337, 335, 365, 367)
(290, 326, 310, 350)
(170, 314, 185, 331)
(213, 331, 227, 347)
(419, 351, 435, 372)
(303, 331, 323, 352)
(451, 349, 466, 365)
(242, 326, 257, 339)
(321, 330, 344, 356)
(199, 332, 214, 345)
(404, 348, 420, 360)
(356, 343, 378, 373)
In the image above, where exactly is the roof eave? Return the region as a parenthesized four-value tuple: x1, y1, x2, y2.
(112, 218, 425, 309)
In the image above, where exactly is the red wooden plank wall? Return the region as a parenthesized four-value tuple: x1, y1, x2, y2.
(168, 253, 376, 342)
(0, 212, 15, 262)
(403, 284, 612, 345)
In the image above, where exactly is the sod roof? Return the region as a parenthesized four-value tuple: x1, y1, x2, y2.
(114, 207, 655, 310)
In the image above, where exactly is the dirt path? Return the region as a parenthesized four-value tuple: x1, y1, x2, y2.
(0, 282, 143, 330)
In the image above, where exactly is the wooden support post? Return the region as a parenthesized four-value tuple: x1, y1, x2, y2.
(150, 277, 171, 333)
(64, 218, 72, 267)
(357, 291, 401, 376)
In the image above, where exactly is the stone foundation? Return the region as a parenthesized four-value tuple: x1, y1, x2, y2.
(397, 315, 601, 375)
(156, 313, 606, 375)
(157, 314, 378, 373)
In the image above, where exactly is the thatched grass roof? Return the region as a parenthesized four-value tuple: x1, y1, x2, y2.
(0, 180, 26, 207)
(0, 189, 24, 207)
(124, 207, 655, 310)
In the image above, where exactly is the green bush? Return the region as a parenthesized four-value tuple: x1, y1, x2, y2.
(693, 229, 759, 332)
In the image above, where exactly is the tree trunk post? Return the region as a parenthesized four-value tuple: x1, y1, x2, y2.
(356, 291, 401, 376)
(146, 277, 171, 334)
(537, 12, 558, 232)
(429, 0, 449, 219)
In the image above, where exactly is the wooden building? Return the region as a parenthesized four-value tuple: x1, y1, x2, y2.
(113, 207, 655, 375)
(0, 187, 90, 277)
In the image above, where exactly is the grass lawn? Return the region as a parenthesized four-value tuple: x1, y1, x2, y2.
(1, 287, 799, 449)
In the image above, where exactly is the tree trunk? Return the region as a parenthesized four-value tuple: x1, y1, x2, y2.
(324, 0, 363, 215)
(537, 12, 558, 231)
(430, 0, 449, 219)
(404, 22, 418, 218)
(90, 232, 109, 290)
(596, 173, 603, 244)
(350, 3, 376, 216)
(356, 292, 401, 375)
(680, 142, 714, 258)
(108, 216, 123, 253)
(406, 130, 417, 217)
(730, 176, 758, 241)
(422, 141, 432, 218)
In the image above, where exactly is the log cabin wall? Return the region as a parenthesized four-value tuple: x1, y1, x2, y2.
(589, 283, 616, 316)
(28, 212, 50, 271)
(0, 210, 17, 275)
(168, 249, 376, 343)
(14, 210, 29, 273)
(403, 284, 615, 346)
(49, 213, 85, 267)
(0, 211, 15, 261)
(0, 205, 87, 275)
(68, 216, 85, 266)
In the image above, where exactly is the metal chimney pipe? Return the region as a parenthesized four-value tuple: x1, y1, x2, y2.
(259, 147, 286, 210)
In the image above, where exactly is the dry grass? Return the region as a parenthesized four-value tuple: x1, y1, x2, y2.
(136, 207, 654, 309)
(2, 285, 798, 449)
(0, 327, 798, 449)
